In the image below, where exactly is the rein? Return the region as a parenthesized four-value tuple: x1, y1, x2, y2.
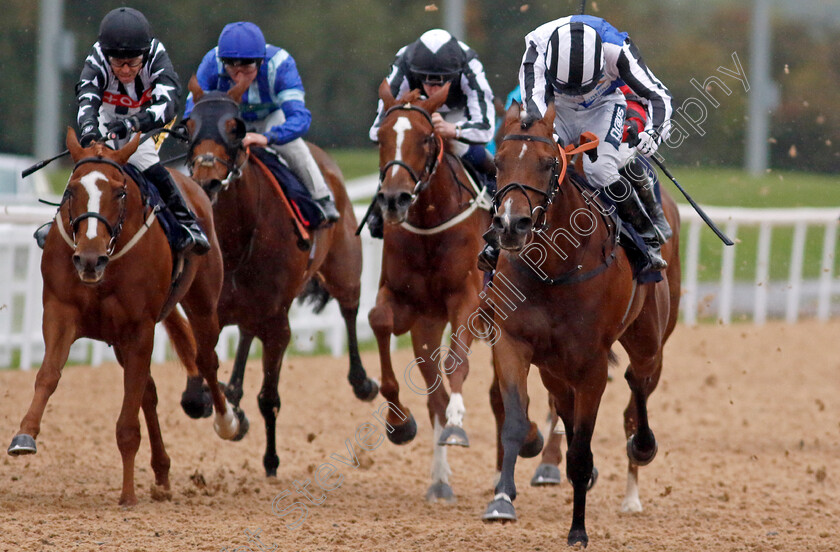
(55, 156, 157, 259)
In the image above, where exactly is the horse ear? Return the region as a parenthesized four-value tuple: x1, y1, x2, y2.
(113, 132, 141, 165)
(188, 75, 204, 101)
(228, 78, 249, 103)
(425, 81, 450, 113)
(66, 127, 85, 161)
(378, 79, 396, 109)
(504, 100, 521, 128)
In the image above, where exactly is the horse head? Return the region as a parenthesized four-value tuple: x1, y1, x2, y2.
(491, 101, 561, 251)
(64, 127, 140, 283)
(375, 79, 448, 224)
(185, 75, 249, 202)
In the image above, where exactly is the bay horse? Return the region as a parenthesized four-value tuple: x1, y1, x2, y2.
(482, 102, 681, 547)
(183, 76, 379, 477)
(369, 80, 491, 502)
(7, 129, 243, 506)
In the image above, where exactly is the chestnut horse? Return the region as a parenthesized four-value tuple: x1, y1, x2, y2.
(482, 103, 681, 547)
(369, 80, 491, 502)
(183, 77, 379, 477)
(7, 130, 243, 505)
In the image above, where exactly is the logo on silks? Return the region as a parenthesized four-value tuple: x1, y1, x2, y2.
(606, 104, 625, 149)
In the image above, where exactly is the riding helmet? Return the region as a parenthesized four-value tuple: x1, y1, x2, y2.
(218, 22, 266, 60)
(545, 22, 605, 95)
(98, 7, 153, 59)
(408, 29, 465, 81)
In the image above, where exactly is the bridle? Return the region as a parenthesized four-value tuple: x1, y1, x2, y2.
(187, 95, 247, 196)
(493, 134, 564, 232)
(378, 103, 444, 200)
(62, 156, 128, 256)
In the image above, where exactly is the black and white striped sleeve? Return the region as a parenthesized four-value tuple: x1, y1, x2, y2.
(614, 38, 673, 134)
(133, 40, 181, 132)
(519, 32, 553, 120)
(75, 45, 107, 130)
(369, 52, 411, 142)
(458, 54, 495, 144)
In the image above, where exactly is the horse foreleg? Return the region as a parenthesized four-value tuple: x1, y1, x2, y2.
(340, 304, 379, 401)
(531, 395, 565, 487)
(368, 288, 417, 445)
(114, 331, 154, 506)
(483, 333, 533, 522)
(141, 374, 171, 500)
(9, 305, 77, 455)
(438, 294, 479, 447)
(226, 329, 255, 406)
(564, 364, 608, 547)
(258, 316, 291, 477)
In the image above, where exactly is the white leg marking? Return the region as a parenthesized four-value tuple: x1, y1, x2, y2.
(80, 171, 107, 239)
(213, 400, 239, 440)
(621, 468, 643, 513)
(431, 418, 451, 484)
(390, 117, 412, 178)
(445, 392, 465, 427)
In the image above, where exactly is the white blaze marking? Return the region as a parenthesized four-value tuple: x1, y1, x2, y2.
(391, 117, 412, 178)
(80, 171, 107, 239)
(501, 198, 514, 228)
(518, 143, 528, 159)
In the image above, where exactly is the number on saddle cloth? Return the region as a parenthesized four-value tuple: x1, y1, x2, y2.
(123, 165, 182, 255)
(250, 147, 326, 229)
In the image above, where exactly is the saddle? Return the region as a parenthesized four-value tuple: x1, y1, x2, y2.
(565, 162, 664, 284)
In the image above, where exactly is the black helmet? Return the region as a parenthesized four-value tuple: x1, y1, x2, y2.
(407, 29, 465, 83)
(98, 7, 153, 59)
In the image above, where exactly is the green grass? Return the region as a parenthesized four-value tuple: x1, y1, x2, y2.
(331, 148, 379, 181)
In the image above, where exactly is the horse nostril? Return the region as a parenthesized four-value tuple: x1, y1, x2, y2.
(492, 216, 505, 231)
(397, 192, 413, 209)
(72, 255, 83, 271)
(96, 255, 110, 271)
(375, 192, 386, 208)
(514, 216, 533, 235)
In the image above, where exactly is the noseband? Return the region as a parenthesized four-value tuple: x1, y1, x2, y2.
(65, 157, 128, 255)
(494, 134, 563, 231)
(379, 103, 444, 199)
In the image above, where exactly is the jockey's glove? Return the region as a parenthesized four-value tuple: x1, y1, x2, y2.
(79, 122, 101, 147)
(105, 116, 140, 140)
(635, 130, 660, 157)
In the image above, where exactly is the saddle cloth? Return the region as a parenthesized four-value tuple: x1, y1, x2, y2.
(123, 164, 181, 256)
(250, 147, 326, 229)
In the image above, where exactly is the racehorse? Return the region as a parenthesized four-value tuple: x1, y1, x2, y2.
(482, 102, 681, 547)
(368, 80, 491, 502)
(7, 129, 243, 506)
(183, 76, 379, 477)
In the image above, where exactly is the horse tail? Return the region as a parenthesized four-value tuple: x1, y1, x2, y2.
(297, 276, 332, 314)
(162, 309, 200, 377)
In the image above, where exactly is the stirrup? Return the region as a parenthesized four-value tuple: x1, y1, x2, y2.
(645, 242, 668, 271)
(477, 244, 499, 273)
(179, 226, 210, 256)
(315, 196, 340, 223)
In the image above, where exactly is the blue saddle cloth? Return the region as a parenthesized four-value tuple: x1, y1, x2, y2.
(250, 147, 326, 229)
(566, 157, 663, 284)
(123, 164, 182, 254)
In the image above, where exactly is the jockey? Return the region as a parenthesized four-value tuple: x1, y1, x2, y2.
(184, 22, 339, 224)
(482, 15, 673, 273)
(366, 28, 496, 239)
(70, 7, 209, 255)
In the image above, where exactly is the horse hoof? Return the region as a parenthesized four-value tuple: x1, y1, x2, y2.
(425, 482, 456, 504)
(231, 407, 250, 442)
(482, 494, 517, 522)
(7, 434, 36, 456)
(181, 378, 213, 419)
(386, 415, 417, 445)
(150, 484, 172, 502)
(438, 425, 469, 447)
(588, 466, 599, 491)
(567, 528, 589, 548)
(518, 429, 544, 458)
(530, 463, 563, 486)
(627, 434, 658, 466)
(353, 378, 380, 402)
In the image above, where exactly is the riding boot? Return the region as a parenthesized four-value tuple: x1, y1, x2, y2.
(33, 221, 52, 249)
(622, 158, 672, 243)
(367, 201, 384, 239)
(314, 195, 340, 223)
(143, 163, 211, 255)
(605, 180, 667, 271)
(477, 226, 500, 273)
